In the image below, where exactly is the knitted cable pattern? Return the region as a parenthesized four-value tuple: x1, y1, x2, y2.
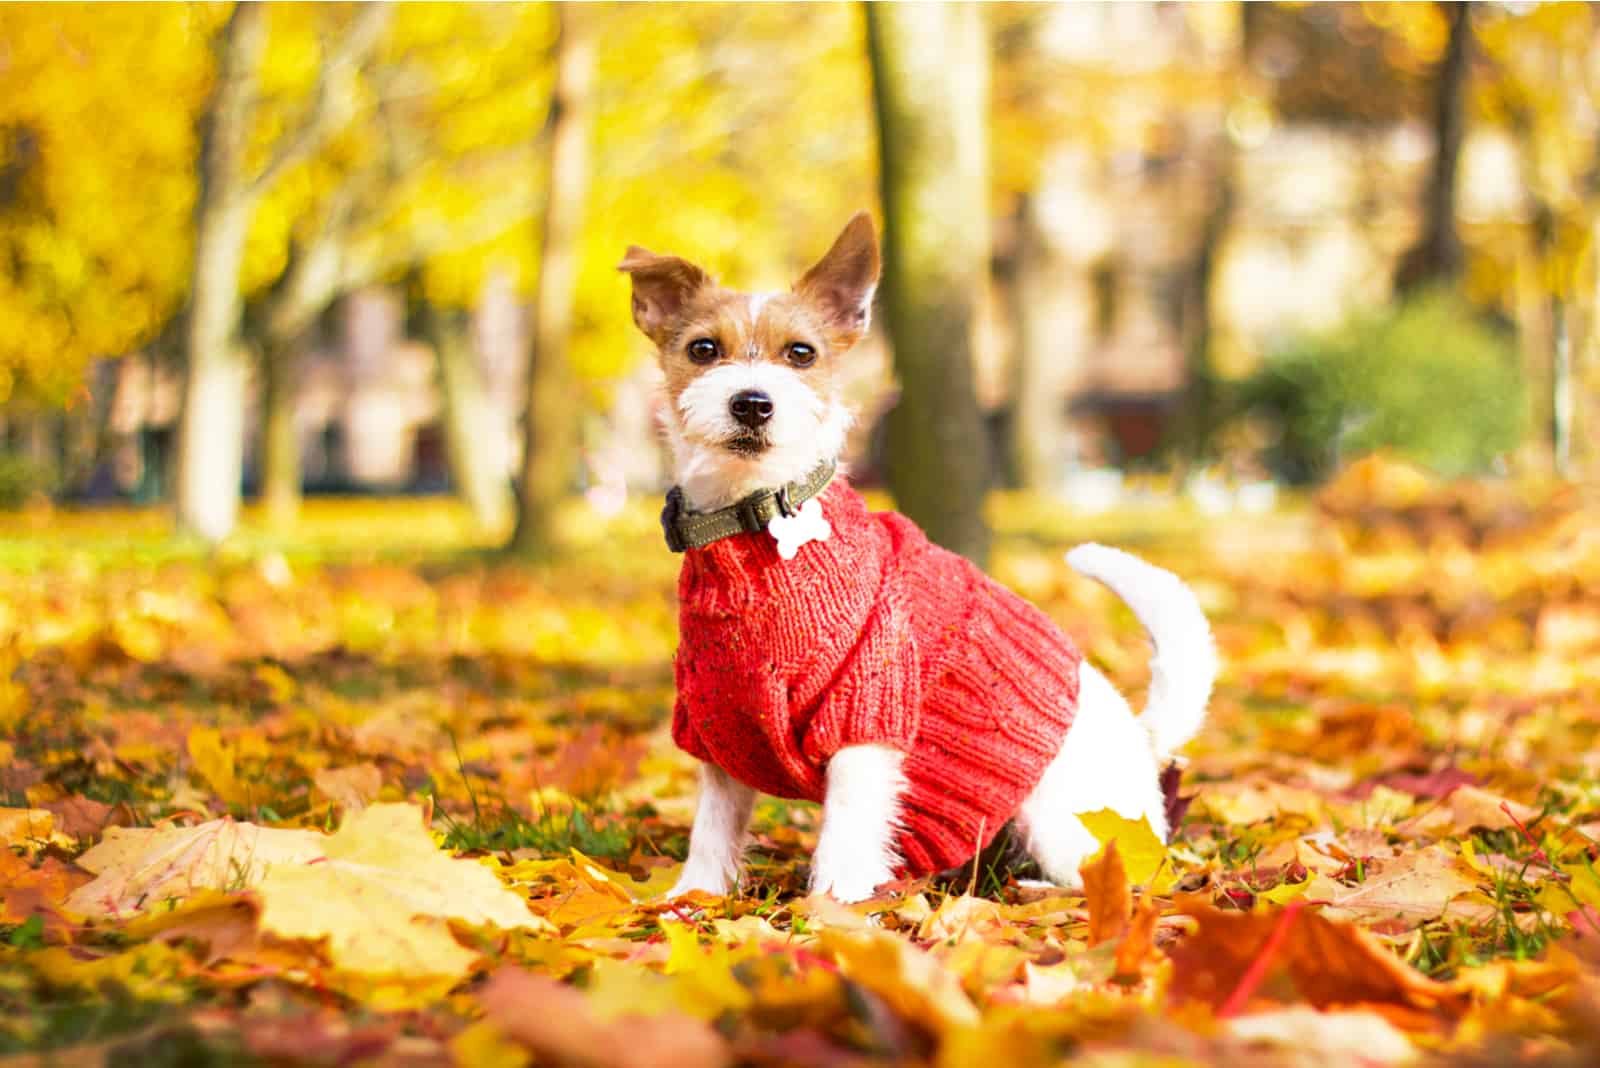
(672, 478, 1081, 875)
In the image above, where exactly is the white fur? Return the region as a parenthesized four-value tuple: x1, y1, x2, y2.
(1063, 543, 1218, 756)
(1014, 546, 1218, 885)
(667, 360, 849, 512)
(808, 744, 905, 902)
(745, 292, 775, 328)
(1014, 662, 1169, 885)
(669, 762, 757, 896)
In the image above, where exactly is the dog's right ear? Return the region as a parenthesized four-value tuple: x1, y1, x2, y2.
(618, 247, 711, 347)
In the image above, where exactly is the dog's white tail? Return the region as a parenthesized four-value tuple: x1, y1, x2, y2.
(1066, 543, 1218, 757)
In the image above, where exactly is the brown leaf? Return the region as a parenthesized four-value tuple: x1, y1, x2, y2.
(1401, 785, 1541, 836)
(1345, 766, 1479, 801)
(43, 796, 123, 839)
(1080, 839, 1130, 947)
(312, 763, 383, 813)
(1160, 761, 1194, 833)
(1167, 899, 1465, 1025)
(0, 849, 90, 929)
(479, 966, 731, 1068)
(1305, 847, 1480, 926)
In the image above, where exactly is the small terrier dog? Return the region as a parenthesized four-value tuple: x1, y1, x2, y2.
(623, 213, 1218, 902)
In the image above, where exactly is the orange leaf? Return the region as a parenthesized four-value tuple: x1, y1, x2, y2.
(479, 966, 731, 1068)
(1114, 896, 1161, 981)
(1080, 839, 1130, 947)
(1167, 899, 1466, 1026)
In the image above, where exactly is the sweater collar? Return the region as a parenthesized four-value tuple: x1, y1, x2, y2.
(661, 460, 836, 553)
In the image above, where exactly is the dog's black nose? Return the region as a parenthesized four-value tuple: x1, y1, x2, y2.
(729, 390, 774, 429)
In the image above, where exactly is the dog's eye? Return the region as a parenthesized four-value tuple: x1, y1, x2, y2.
(686, 338, 720, 364)
(786, 342, 817, 368)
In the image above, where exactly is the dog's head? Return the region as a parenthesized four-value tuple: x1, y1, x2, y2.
(620, 213, 880, 510)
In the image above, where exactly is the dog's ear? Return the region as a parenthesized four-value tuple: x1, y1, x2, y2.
(795, 211, 880, 348)
(618, 246, 712, 347)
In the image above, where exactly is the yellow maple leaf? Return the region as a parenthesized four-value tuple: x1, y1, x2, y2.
(66, 819, 325, 917)
(256, 803, 548, 985)
(65, 803, 549, 1003)
(186, 726, 254, 809)
(0, 807, 66, 853)
(1077, 809, 1176, 892)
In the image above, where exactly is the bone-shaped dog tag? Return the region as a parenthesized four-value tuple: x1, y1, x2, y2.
(769, 497, 831, 560)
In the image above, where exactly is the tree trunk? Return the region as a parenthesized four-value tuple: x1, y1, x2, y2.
(258, 339, 301, 528)
(425, 302, 513, 533)
(1396, 0, 1470, 295)
(1552, 298, 1572, 476)
(866, 2, 993, 565)
(1181, 147, 1237, 464)
(174, 3, 389, 542)
(509, 6, 595, 558)
(174, 3, 265, 543)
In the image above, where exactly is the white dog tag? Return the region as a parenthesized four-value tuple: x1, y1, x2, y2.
(769, 497, 831, 560)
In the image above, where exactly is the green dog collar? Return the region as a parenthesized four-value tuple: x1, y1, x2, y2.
(661, 460, 836, 553)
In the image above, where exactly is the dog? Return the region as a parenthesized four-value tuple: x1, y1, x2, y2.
(622, 212, 1218, 903)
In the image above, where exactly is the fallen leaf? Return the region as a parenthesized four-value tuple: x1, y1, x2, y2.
(819, 925, 981, 1033)
(0, 807, 67, 851)
(1402, 785, 1541, 836)
(1226, 1005, 1416, 1062)
(1346, 766, 1479, 801)
(187, 726, 254, 808)
(1306, 847, 1480, 926)
(916, 894, 1006, 944)
(42, 796, 122, 838)
(255, 803, 544, 982)
(312, 763, 383, 813)
(1113, 896, 1162, 981)
(1167, 899, 1465, 1024)
(0, 849, 89, 927)
(1077, 809, 1174, 890)
(65, 819, 324, 918)
(479, 966, 731, 1068)
(1080, 839, 1131, 947)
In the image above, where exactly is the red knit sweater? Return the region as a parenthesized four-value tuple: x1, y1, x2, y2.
(672, 478, 1081, 875)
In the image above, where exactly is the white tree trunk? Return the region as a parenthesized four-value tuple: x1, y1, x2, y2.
(175, 190, 253, 541)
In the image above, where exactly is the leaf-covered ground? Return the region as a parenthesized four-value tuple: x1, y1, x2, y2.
(3, 459, 1599, 1066)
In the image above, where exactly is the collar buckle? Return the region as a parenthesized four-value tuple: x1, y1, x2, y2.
(661, 487, 688, 553)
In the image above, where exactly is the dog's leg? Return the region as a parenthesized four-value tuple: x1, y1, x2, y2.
(809, 744, 905, 903)
(1014, 664, 1167, 887)
(669, 762, 757, 897)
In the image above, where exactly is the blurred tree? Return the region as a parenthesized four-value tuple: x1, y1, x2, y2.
(509, 5, 594, 558)
(1396, 1, 1471, 294)
(867, 1, 992, 565)
(0, 5, 220, 407)
(175, 2, 389, 543)
(1474, 3, 1600, 476)
(248, 177, 370, 527)
(988, 4, 1244, 480)
(242, 3, 546, 530)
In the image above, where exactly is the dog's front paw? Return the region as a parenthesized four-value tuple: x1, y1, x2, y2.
(664, 868, 732, 900)
(809, 864, 891, 904)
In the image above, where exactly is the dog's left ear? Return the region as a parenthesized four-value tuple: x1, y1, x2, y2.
(796, 211, 880, 348)
(619, 246, 712, 348)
